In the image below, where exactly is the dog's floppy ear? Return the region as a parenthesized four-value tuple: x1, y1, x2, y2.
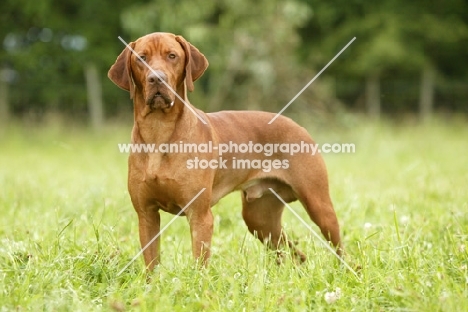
(175, 36, 209, 92)
(108, 42, 136, 99)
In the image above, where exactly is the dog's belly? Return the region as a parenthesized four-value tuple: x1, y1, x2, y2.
(240, 178, 297, 203)
(158, 203, 186, 216)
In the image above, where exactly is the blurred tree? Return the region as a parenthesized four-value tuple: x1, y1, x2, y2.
(0, 0, 144, 125)
(121, 0, 321, 115)
(299, 0, 468, 119)
(1, 0, 467, 123)
(405, 0, 468, 120)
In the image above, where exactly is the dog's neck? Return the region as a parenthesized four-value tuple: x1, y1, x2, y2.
(131, 82, 201, 144)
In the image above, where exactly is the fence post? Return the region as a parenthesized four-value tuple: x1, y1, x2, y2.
(365, 71, 380, 119)
(85, 62, 104, 130)
(0, 68, 11, 125)
(419, 65, 435, 123)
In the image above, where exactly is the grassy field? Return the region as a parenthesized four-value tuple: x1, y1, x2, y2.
(0, 117, 467, 311)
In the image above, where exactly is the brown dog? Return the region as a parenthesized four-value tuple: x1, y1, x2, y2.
(108, 32, 342, 270)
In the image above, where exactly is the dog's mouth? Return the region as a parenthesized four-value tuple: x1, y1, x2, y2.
(146, 91, 174, 109)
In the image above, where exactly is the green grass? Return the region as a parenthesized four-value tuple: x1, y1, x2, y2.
(0, 118, 467, 311)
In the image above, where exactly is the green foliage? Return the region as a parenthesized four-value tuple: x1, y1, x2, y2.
(300, 0, 468, 73)
(1, 0, 467, 119)
(0, 119, 467, 310)
(299, 0, 468, 113)
(121, 0, 315, 113)
(0, 0, 140, 118)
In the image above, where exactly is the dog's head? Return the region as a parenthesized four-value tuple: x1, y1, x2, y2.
(108, 32, 208, 110)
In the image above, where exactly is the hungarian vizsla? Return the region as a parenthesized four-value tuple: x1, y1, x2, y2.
(108, 32, 342, 271)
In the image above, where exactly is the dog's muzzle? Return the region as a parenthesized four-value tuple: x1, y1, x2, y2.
(147, 91, 174, 109)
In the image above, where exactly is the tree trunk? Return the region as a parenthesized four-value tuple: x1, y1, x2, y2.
(85, 62, 104, 130)
(0, 69, 10, 125)
(365, 71, 380, 119)
(419, 65, 435, 122)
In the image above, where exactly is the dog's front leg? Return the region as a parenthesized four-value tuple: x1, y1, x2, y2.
(137, 208, 161, 271)
(187, 207, 213, 266)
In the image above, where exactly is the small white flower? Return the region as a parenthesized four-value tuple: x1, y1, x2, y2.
(324, 288, 342, 304)
(335, 287, 342, 298)
(324, 292, 338, 304)
(459, 244, 465, 252)
(400, 215, 410, 225)
(423, 241, 433, 249)
(233, 272, 241, 280)
(364, 222, 372, 230)
(440, 291, 449, 300)
(104, 198, 113, 207)
(172, 277, 182, 291)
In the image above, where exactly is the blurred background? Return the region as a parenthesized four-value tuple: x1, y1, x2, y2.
(1, 0, 467, 128)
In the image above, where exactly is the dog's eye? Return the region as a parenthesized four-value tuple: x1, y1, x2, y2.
(138, 55, 146, 62)
(168, 53, 176, 59)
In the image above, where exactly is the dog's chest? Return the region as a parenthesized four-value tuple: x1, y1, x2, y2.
(137, 154, 179, 187)
(145, 153, 164, 178)
(129, 153, 186, 211)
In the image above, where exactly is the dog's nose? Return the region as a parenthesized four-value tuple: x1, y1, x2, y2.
(147, 70, 167, 85)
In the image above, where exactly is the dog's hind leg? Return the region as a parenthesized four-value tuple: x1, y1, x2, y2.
(241, 192, 306, 263)
(297, 191, 343, 256)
